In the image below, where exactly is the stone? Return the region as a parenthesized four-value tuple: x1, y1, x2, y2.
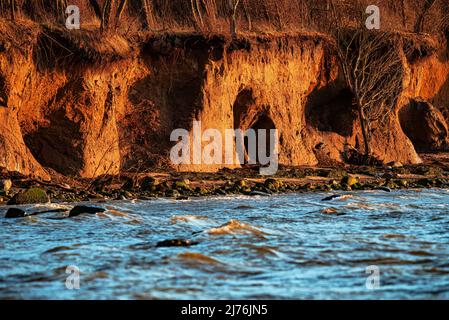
(341, 176, 358, 187)
(5, 208, 26, 219)
(7, 188, 50, 205)
(382, 173, 397, 180)
(376, 186, 392, 192)
(124, 191, 134, 199)
(173, 179, 190, 190)
(156, 239, 199, 248)
(398, 179, 408, 188)
(264, 178, 283, 190)
(326, 168, 347, 179)
(167, 189, 181, 198)
(0, 179, 12, 194)
(235, 179, 247, 188)
(69, 206, 106, 217)
(249, 191, 271, 197)
(322, 194, 342, 201)
(387, 161, 403, 168)
(215, 189, 227, 196)
(416, 178, 433, 187)
(140, 176, 158, 191)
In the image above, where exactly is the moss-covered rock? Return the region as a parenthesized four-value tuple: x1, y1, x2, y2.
(416, 178, 433, 187)
(327, 168, 347, 179)
(264, 178, 283, 190)
(7, 188, 50, 205)
(167, 189, 181, 198)
(341, 176, 358, 187)
(140, 176, 158, 191)
(397, 179, 408, 188)
(235, 179, 247, 188)
(173, 179, 190, 190)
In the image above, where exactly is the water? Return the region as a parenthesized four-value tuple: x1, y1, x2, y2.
(1, 189, 449, 300)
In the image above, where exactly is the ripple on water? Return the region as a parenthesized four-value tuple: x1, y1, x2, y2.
(205, 220, 269, 237)
(1, 189, 449, 299)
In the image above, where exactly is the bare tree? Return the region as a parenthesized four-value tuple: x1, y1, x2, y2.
(242, 0, 252, 31)
(141, 0, 157, 30)
(330, 4, 404, 158)
(55, 0, 68, 23)
(9, 0, 15, 20)
(89, 0, 103, 21)
(228, 0, 240, 37)
(115, 0, 127, 24)
(414, 0, 438, 33)
(101, 0, 115, 31)
(191, 0, 205, 31)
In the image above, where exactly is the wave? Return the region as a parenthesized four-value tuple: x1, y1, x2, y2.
(205, 220, 268, 237)
(171, 215, 209, 224)
(177, 252, 222, 265)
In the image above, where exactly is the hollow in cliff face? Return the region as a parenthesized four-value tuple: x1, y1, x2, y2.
(245, 115, 277, 165)
(399, 99, 449, 152)
(305, 87, 357, 138)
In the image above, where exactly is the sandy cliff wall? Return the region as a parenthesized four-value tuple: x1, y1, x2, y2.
(1, 24, 449, 179)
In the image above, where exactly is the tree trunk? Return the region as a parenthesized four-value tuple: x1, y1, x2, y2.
(9, 0, 15, 21)
(56, 0, 68, 24)
(191, 0, 204, 31)
(230, 0, 240, 37)
(101, 0, 115, 32)
(358, 108, 371, 157)
(116, 0, 127, 24)
(88, 0, 102, 20)
(141, 0, 157, 30)
(414, 0, 437, 33)
(242, 0, 251, 31)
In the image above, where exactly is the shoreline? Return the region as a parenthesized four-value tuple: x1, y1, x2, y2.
(1, 158, 449, 206)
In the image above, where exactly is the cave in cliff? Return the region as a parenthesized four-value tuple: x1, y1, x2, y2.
(244, 115, 277, 165)
(399, 99, 449, 152)
(305, 87, 357, 138)
(232, 88, 277, 165)
(1, 0, 449, 178)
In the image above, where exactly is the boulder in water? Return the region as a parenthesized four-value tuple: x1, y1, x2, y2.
(5, 208, 26, 219)
(322, 194, 342, 201)
(156, 239, 199, 248)
(249, 191, 271, 197)
(69, 206, 106, 217)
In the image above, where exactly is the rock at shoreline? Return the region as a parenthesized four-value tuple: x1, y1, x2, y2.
(341, 176, 358, 187)
(7, 188, 50, 205)
(5, 208, 26, 219)
(376, 186, 392, 192)
(1, 179, 12, 195)
(326, 169, 347, 179)
(140, 176, 157, 191)
(249, 191, 271, 197)
(264, 178, 283, 190)
(173, 179, 191, 190)
(156, 239, 199, 248)
(69, 206, 106, 217)
(322, 194, 342, 201)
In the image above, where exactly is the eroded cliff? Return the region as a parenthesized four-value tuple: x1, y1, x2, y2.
(1, 21, 449, 180)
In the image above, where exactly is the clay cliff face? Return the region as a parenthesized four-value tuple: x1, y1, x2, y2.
(1, 24, 449, 180)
